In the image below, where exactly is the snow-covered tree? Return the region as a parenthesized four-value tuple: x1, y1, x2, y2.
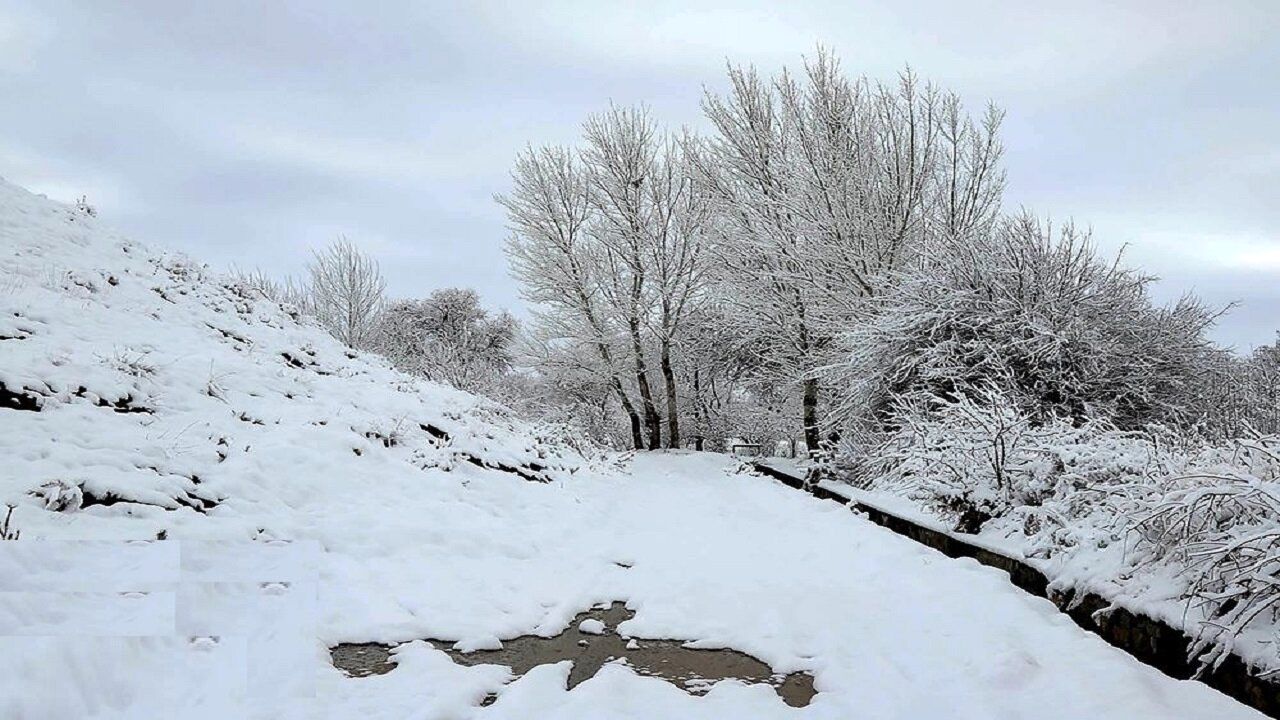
(502, 105, 715, 451)
(370, 288, 517, 393)
(499, 145, 649, 450)
(581, 106, 713, 449)
(695, 49, 1005, 452)
(307, 237, 386, 348)
(641, 131, 711, 449)
(581, 105, 665, 449)
(829, 214, 1220, 431)
(695, 61, 820, 450)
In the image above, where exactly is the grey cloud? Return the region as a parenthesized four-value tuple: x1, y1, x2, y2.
(0, 0, 1276, 349)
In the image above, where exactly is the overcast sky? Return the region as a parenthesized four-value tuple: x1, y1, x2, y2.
(2, 1, 1277, 350)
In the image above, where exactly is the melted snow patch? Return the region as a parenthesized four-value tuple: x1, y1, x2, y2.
(330, 602, 818, 708)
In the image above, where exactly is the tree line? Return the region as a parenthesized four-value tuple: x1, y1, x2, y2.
(247, 49, 1280, 458)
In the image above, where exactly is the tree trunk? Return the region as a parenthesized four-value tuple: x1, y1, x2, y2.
(575, 286, 644, 451)
(802, 376, 820, 456)
(794, 288, 821, 457)
(611, 376, 645, 450)
(692, 367, 709, 450)
(630, 317, 662, 449)
(660, 338, 680, 449)
(592, 336, 644, 450)
(593, 336, 643, 449)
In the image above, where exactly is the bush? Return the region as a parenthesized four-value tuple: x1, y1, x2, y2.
(850, 394, 1280, 672)
(368, 289, 517, 394)
(832, 214, 1220, 431)
(860, 386, 1179, 535)
(1133, 433, 1280, 674)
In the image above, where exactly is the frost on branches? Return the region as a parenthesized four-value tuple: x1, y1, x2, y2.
(845, 387, 1280, 675)
(1132, 433, 1280, 676)
(828, 214, 1220, 432)
(369, 288, 517, 395)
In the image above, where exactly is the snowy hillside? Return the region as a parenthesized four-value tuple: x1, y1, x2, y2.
(0, 180, 1265, 719)
(0, 179, 591, 717)
(0, 179, 586, 523)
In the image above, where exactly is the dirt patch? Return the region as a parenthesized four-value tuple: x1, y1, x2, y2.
(330, 602, 816, 708)
(330, 643, 398, 678)
(461, 453, 551, 483)
(0, 383, 42, 412)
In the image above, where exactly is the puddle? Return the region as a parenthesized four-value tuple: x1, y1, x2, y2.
(331, 642, 397, 678)
(330, 602, 816, 708)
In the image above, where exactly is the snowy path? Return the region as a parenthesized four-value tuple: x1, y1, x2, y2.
(2, 179, 1259, 718)
(320, 452, 1263, 719)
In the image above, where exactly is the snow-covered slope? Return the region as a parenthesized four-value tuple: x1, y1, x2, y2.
(0, 179, 585, 530)
(0, 179, 594, 717)
(0, 181, 1265, 719)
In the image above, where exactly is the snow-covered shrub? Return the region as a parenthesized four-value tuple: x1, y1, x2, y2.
(33, 480, 83, 512)
(102, 349, 156, 379)
(1132, 433, 1280, 674)
(859, 386, 1189, 537)
(227, 268, 312, 315)
(526, 420, 613, 466)
(854, 389, 1280, 670)
(864, 387, 1078, 531)
(368, 288, 517, 394)
(74, 194, 97, 217)
(831, 214, 1220, 432)
(1197, 338, 1280, 438)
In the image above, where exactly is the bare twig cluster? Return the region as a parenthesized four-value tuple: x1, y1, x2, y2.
(1, 504, 19, 541)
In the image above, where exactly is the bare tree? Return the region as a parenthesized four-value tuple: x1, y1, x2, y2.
(639, 132, 712, 448)
(370, 288, 517, 392)
(696, 50, 1006, 453)
(307, 237, 386, 348)
(581, 105, 665, 449)
(499, 145, 647, 449)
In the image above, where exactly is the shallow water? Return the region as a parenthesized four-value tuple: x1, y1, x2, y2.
(330, 602, 816, 708)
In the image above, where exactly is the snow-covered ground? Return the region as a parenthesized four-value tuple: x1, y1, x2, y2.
(0, 180, 1265, 718)
(771, 420, 1280, 678)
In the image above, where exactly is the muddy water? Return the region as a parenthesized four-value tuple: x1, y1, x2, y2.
(330, 642, 398, 678)
(330, 602, 817, 708)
